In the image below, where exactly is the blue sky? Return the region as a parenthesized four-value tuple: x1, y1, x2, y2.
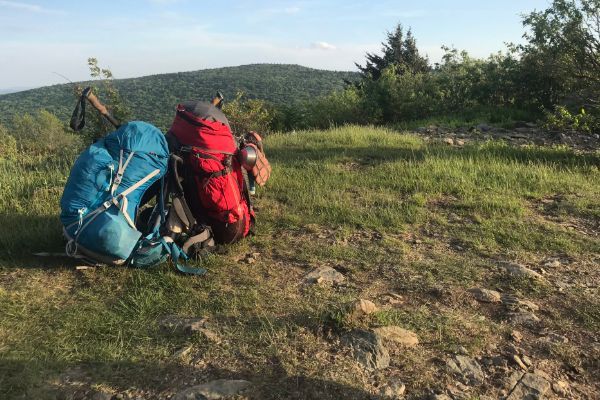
(0, 0, 552, 88)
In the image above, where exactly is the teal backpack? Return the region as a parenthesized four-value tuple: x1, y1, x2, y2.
(60, 121, 206, 274)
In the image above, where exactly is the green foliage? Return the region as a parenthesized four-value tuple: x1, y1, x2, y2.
(9, 110, 81, 156)
(0, 123, 17, 160)
(360, 65, 440, 123)
(356, 23, 429, 79)
(81, 58, 131, 141)
(222, 92, 274, 136)
(543, 106, 597, 133)
(520, 0, 600, 120)
(276, 87, 364, 130)
(0, 65, 357, 132)
(285, 5, 600, 132)
(292, 47, 537, 130)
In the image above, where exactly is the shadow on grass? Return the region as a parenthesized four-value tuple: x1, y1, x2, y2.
(269, 142, 599, 170)
(0, 213, 71, 267)
(0, 357, 381, 400)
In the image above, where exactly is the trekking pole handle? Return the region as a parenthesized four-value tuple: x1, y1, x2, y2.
(211, 91, 224, 109)
(83, 87, 121, 128)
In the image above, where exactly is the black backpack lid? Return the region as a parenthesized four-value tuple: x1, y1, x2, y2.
(180, 101, 230, 129)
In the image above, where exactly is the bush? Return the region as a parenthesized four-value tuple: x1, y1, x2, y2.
(11, 110, 82, 155)
(222, 92, 274, 136)
(0, 123, 18, 159)
(361, 65, 442, 123)
(542, 106, 598, 133)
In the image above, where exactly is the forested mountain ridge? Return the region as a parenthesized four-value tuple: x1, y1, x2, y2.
(0, 64, 357, 129)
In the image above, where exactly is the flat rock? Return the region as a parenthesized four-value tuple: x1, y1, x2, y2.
(483, 355, 508, 369)
(552, 380, 569, 396)
(341, 329, 390, 370)
(506, 373, 550, 400)
(476, 123, 491, 132)
(511, 330, 523, 343)
(542, 258, 561, 269)
(468, 287, 501, 303)
(446, 355, 485, 385)
(506, 371, 525, 391)
(379, 378, 406, 398)
(502, 294, 540, 312)
(380, 292, 404, 305)
(540, 333, 569, 344)
(509, 311, 541, 328)
(173, 379, 252, 400)
(348, 299, 378, 316)
(373, 326, 419, 347)
(304, 266, 345, 285)
(498, 262, 543, 280)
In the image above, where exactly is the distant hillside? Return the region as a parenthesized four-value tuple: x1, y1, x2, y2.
(0, 64, 357, 130)
(0, 87, 31, 95)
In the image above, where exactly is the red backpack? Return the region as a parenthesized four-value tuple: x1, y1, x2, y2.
(168, 101, 254, 244)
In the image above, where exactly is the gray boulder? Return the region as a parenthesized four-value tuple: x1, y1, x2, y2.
(342, 329, 390, 370)
(446, 355, 485, 385)
(506, 373, 550, 400)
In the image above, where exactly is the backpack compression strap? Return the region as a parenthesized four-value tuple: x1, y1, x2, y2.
(157, 177, 207, 275)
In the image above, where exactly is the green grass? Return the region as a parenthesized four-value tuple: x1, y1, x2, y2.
(0, 125, 598, 399)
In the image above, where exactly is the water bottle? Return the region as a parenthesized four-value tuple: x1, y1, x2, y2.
(248, 173, 256, 195)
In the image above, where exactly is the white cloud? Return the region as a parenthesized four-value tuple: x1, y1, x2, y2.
(0, 0, 64, 14)
(311, 41, 337, 50)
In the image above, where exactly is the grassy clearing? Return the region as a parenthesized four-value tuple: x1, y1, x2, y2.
(0, 125, 598, 399)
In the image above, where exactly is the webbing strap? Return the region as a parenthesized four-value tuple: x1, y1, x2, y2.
(182, 229, 212, 254)
(111, 150, 135, 195)
(119, 169, 160, 198)
(160, 237, 207, 275)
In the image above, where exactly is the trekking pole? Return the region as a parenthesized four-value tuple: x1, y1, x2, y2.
(211, 91, 224, 109)
(82, 87, 121, 128)
(70, 86, 120, 131)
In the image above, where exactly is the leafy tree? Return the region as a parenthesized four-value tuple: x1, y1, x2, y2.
(521, 0, 600, 111)
(356, 24, 430, 80)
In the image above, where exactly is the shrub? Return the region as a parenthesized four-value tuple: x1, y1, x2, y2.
(222, 92, 274, 136)
(0, 123, 18, 159)
(11, 110, 82, 155)
(360, 65, 442, 123)
(542, 106, 598, 133)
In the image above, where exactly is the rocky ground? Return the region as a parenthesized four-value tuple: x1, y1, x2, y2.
(2, 125, 597, 400)
(54, 253, 598, 400)
(414, 123, 600, 152)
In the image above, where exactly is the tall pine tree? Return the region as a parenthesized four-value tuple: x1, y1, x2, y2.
(356, 24, 430, 80)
